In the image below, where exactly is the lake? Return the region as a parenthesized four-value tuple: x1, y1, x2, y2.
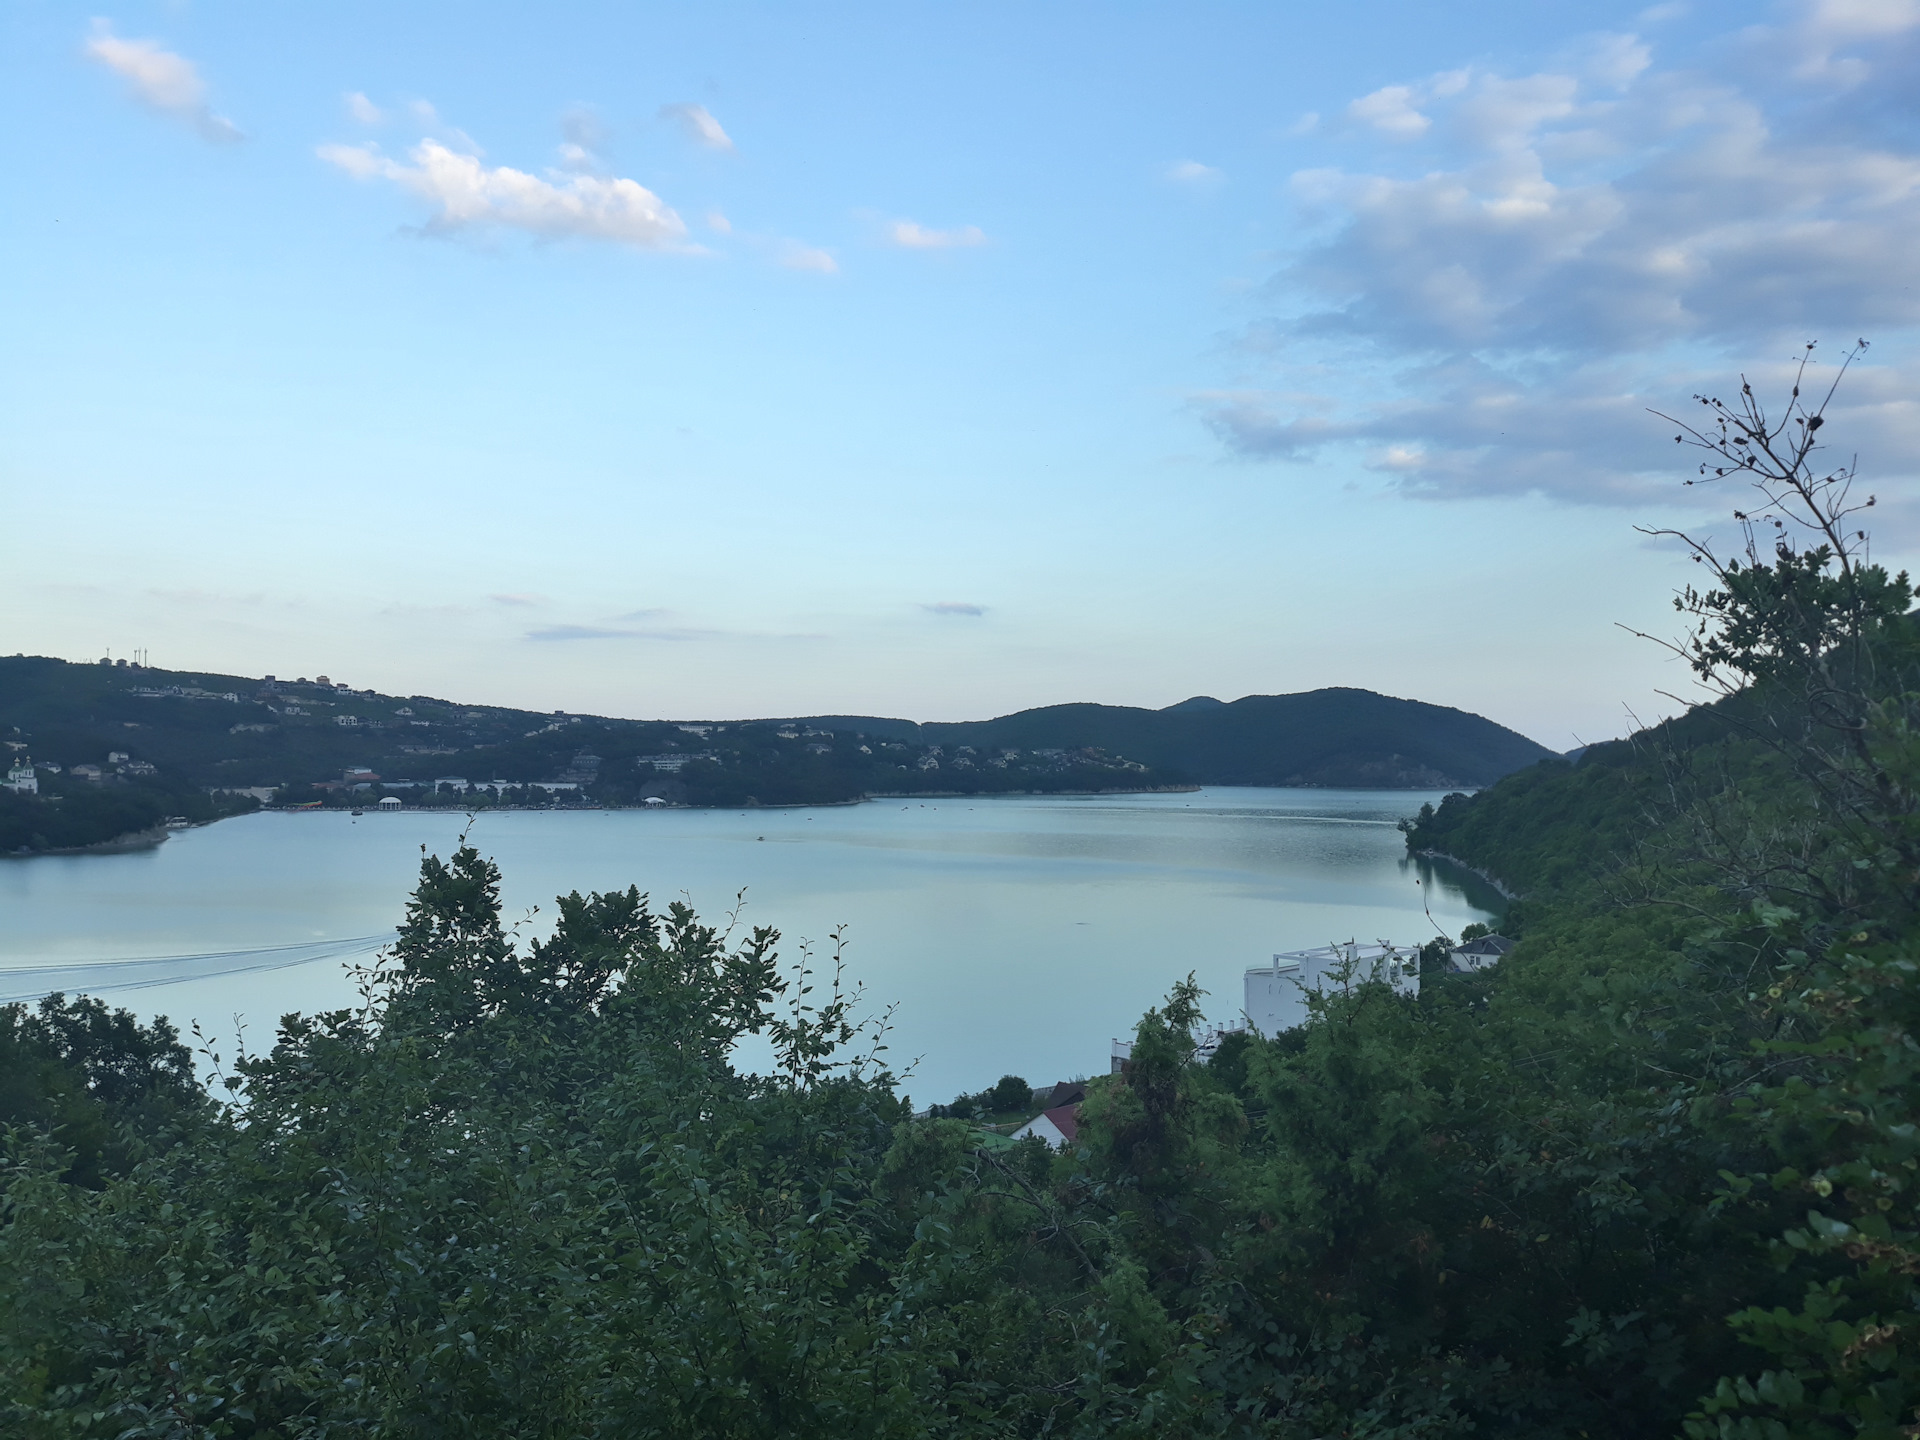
(0, 787, 1499, 1103)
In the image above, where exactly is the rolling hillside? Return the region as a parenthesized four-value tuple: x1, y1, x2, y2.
(791, 688, 1552, 789)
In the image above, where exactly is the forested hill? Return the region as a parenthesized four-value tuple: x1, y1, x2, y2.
(0, 659, 1549, 848)
(791, 687, 1553, 788)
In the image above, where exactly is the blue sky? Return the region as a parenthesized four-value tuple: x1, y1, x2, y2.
(4, 0, 1918, 747)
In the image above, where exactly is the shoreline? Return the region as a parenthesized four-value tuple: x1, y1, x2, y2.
(7, 785, 1458, 857)
(5, 824, 173, 860)
(1413, 848, 1520, 901)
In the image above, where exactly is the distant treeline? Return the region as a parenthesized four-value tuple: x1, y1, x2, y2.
(0, 658, 1551, 849)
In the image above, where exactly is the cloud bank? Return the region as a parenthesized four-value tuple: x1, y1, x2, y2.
(319, 135, 687, 249)
(84, 22, 241, 142)
(527, 624, 713, 642)
(922, 601, 986, 616)
(1207, 2, 1920, 504)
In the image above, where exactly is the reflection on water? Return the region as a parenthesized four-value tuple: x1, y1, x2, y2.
(1409, 852, 1513, 917)
(0, 787, 1496, 1102)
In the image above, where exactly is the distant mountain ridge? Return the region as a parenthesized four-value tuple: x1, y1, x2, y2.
(785, 687, 1552, 789)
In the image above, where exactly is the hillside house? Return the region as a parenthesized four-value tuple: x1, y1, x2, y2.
(4, 759, 37, 795)
(1450, 934, 1515, 972)
(1010, 1104, 1081, 1150)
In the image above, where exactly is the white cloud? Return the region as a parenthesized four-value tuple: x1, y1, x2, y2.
(1165, 159, 1222, 184)
(1347, 84, 1431, 138)
(779, 242, 838, 273)
(318, 137, 688, 249)
(345, 91, 383, 125)
(1205, 4, 1920, 505)
(658, 102, 734, 151)
(83, 22, 241, 143)
(887, 220, 988, 249)
(706, 211, 732, 234)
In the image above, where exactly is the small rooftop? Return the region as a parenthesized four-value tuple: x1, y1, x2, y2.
(1455, 935, 1515, 957)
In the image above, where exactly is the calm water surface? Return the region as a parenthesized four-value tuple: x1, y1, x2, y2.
(0, 788, 1498, 1102)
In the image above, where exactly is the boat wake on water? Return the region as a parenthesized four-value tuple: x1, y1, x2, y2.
(0, 934, 398, 1004)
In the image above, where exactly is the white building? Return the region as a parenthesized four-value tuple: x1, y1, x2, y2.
(1242, 942, 1421, 1038)
(4, 759, 38, 795)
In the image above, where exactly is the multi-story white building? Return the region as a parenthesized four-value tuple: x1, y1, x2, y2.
(1107, 940, 1426, 1075)
(1242, 941, 1421, 1038)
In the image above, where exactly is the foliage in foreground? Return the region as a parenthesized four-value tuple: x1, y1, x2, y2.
(5, 355, 1920, 1436)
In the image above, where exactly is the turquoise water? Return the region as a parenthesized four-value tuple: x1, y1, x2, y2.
(0, 788, 1497, 1103)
